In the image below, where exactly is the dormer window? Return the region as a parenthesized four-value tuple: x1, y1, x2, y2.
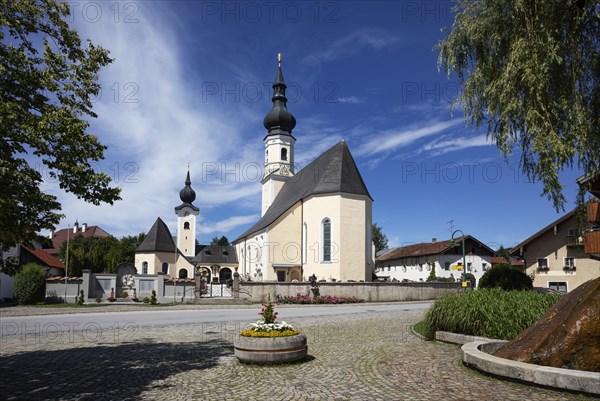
(281, 148, 288, 161)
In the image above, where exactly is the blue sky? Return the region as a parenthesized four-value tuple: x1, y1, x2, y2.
(44, 0, 584, 250)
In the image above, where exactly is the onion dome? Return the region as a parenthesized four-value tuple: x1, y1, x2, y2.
(263, 53, 296, 136)
(179, 170, 196, 204)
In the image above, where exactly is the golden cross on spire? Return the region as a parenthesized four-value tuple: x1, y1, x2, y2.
(278, 52, 282, 67)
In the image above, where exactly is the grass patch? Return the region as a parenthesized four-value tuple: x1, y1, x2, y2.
(412, 320, 428, 338)
(33, 303, 107, 308)
(422, 288, 562, 341)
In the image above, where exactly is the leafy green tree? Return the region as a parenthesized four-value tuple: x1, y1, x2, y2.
(438, 0, 600, 211)
(210, 235, 229, 246)
(372, 223, 389, 253)
(496, 245, 512, 263)
(13, 263, 46, 304)
(59, 234, 145, 275)
(1, 0, 120, 250)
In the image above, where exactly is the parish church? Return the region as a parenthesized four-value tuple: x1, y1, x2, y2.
(136, 55, 374, 282)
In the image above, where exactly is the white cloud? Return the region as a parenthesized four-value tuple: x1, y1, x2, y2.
(303, 29, 401, 65)
(336, 96, 362, 104)
(356, 120, 461, 157)
(46, 2, 259, 238)
(422, 134, 491, 156)
(197, 215, 259, 235)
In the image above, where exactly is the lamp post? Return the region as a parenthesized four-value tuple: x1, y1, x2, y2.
(450, 230, 467, 290)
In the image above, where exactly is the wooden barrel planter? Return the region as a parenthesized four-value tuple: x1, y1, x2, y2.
(234, 333, 308, 364)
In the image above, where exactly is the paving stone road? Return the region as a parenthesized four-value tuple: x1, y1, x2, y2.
(0, 306, 596, 400)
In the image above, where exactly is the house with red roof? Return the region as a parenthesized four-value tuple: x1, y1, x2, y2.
(45, 221, 110, 257)
(375, 235, 495, 286)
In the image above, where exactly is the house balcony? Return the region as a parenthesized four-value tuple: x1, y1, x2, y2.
(584, 230, 600, 256)
(588, 201, 600, 224)
(566, 235, 584, 247)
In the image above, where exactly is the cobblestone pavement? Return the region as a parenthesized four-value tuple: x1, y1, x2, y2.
(0, 308, 596, 400)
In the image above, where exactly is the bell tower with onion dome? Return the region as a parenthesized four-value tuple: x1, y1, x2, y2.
(261, 53, 297, 216)
(175, 168, 199, 257)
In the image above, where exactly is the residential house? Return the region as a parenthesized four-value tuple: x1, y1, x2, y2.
(577, 174, 600, 260)
(375, 236, 495, 286)
(0, 245, 65, 300)
(45, 222, 110, 257)
(510, 208, 600, 292)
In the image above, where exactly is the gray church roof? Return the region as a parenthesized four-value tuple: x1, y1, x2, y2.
(234, 140, 372, 242)
(192, 245, 238, 264)
(136, 217, 179, 253)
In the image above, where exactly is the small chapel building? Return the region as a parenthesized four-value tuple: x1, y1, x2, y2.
(135, 172, 238, 283)
(135, 55, 374, 283)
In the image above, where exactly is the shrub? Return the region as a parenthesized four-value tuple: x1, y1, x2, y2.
(44, 289, 63, 304)
(95, 296, 102, 303)
(143, 297, 150, 304)
(121, 290, 129, 298)
(426, 264, 437, 281)
(76, 289, 85, 305)
(13, 263, 46, 305)
(421, 288, 562, 340)
(150, 289, 157, 305)
(479, 264, 532, 291)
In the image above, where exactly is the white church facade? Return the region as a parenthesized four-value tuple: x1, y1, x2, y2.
(136, 55, 374, 283)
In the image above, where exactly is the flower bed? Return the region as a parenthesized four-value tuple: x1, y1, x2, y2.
(235, 294, 308, 363)
(278, 294, 364, 304)
(240, 294, 301, 338)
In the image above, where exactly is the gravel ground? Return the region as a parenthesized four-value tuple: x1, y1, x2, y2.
(0, 305, 595, 401)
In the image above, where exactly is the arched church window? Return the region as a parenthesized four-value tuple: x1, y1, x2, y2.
(322, 218, 331, 262)
(179, 269, 188, 279)
(265, 150, 269, 164)
(184, 222, 190, 230)
(162, 262, 169, 274)
(142, 262, 148, 274)
(281, 148, 288, 161)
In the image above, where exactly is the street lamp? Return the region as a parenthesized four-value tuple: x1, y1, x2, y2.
(450, 230, 468, 290)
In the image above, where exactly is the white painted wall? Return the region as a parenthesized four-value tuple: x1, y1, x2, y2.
(376, 254, 493, 286)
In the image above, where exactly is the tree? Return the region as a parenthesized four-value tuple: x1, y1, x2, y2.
(438, 0, 600, 211)
(1, 0, 120, 250)
(210, 235, 229, 246)
(496, 245, 512, 263)
(59, 233, 145, 276)
(372, 223, 389, 253)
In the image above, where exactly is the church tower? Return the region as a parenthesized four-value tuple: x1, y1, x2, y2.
(261, 53, 297, 216)
(175, 169, 199, 257)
